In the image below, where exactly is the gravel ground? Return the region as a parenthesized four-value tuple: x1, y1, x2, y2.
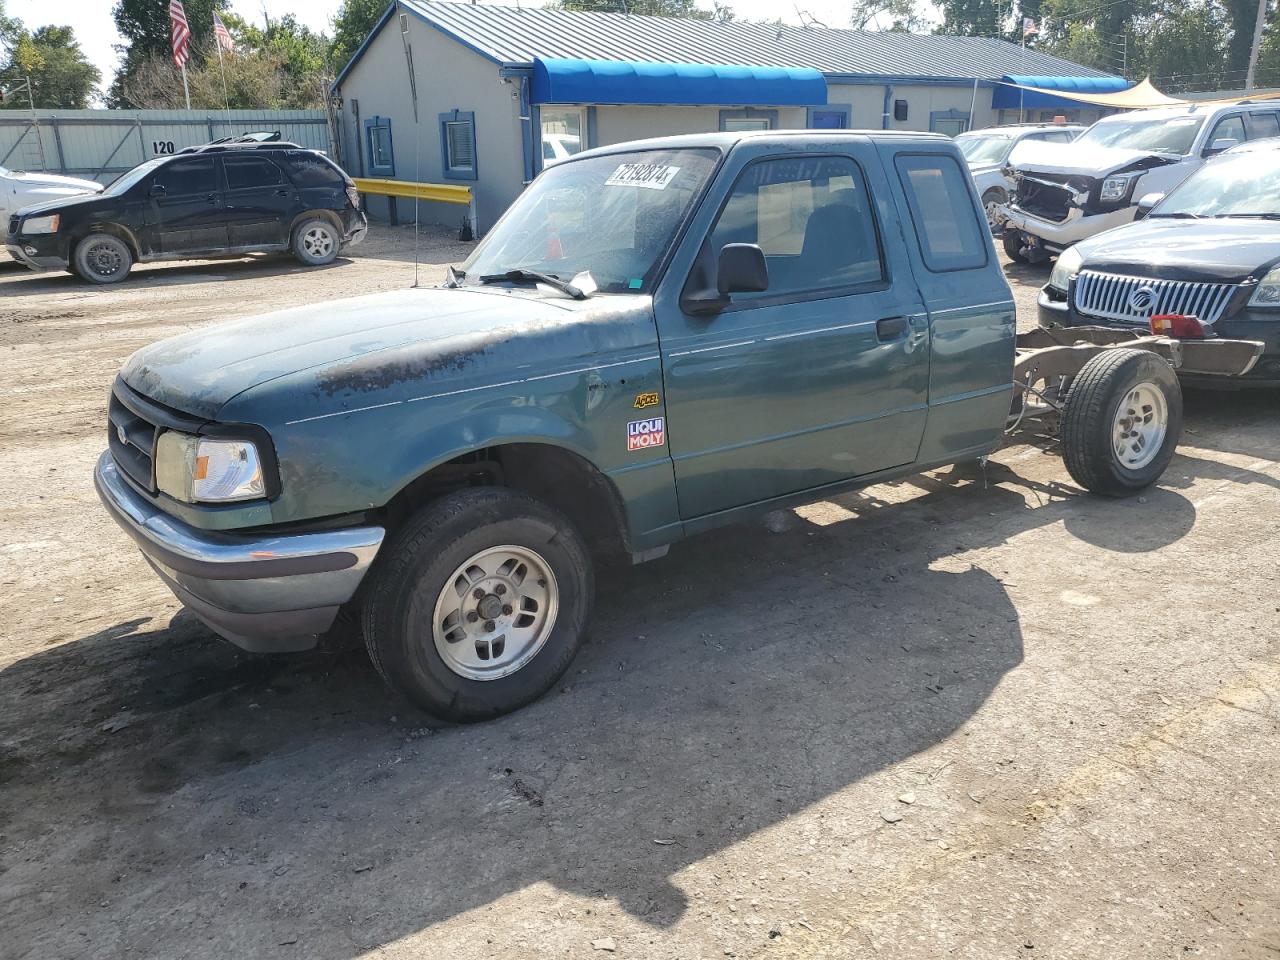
(1, 226, 1277, 960)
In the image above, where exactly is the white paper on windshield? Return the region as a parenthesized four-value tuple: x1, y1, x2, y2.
(604, 163, 681, 190)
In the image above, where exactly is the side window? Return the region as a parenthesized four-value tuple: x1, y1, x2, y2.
(894, 153, 988, 273)
(440, 110, 477, 180)
(223, 155, 283, 190)
(284, 152, 345, 188)
(707, 154, 885, 300)
(720, 109, 776, 132)
(1251, 112, 1280, 139)
(154, 157, 217, 196)
(1208, 115, 1246, 150)
(364, 116, 394, 177)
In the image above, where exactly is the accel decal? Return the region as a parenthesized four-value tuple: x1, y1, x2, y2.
(633, 391, 661, 409)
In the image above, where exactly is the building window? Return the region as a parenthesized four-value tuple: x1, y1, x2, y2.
(719, 108, 778, 132)
(929, 109, 971, 137)
(439, 110, 478, 181)
(807, 105, 851, 129)
(540, 108, 586, 167)
(364, 116, 394, 177)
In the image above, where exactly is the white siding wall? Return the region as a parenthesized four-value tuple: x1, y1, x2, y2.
(593, 104, 808, 144)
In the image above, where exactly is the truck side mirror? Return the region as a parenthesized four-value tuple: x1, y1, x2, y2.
(1204, 138, 1240, 157)
(148, 183, 167, 198)
(717, 243, 769, 296)
(1135, 192, 1165, 220)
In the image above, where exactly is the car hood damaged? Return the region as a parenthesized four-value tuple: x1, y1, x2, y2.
(120, 287, 658, 422)
(1010, 139, 1183, 179)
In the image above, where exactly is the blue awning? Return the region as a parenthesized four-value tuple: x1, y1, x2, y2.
(993, 74, 1131, 110)
(532, 57, 827, 106)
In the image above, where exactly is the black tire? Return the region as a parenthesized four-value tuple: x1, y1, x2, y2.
(1061, 348, 1183, 497)
(73, 233, 133, 284)
(362, 488, 594, 722)
(1002, 229, 1029, 264)
(291, 217, 340, 266)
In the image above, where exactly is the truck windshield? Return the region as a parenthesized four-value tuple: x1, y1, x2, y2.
(1074, 116, 1204, 156)
(957, 134, 1013, 165)
(1151, 152, 1280, 218)
(461, 147, 719, 295)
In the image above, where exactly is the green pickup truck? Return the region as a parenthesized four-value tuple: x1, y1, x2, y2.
(96, 130, 1261, 722)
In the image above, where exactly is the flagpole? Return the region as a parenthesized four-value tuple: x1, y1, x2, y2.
(216, 38, 231, 115)
(181, 60, 191, 110)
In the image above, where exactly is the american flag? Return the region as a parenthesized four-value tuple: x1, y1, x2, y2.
(213, 12, 235, 54)
(169, 0, 191, 68)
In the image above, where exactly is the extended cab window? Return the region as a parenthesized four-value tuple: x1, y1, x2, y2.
(224, 155, 283, 190)
(894, 154, 987, 272)
(709, 155, 884, 298)
(154, 157, 217, 196)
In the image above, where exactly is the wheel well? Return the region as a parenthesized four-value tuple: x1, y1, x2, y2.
(982, 186, 1008, 203)
(72, 223, 140, 260)
(290, 209, 342, 239)
(382, 444, 631, 560)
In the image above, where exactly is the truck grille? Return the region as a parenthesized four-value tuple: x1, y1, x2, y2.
(108, 385, 161, 492)
(1073, 270, 1238, 327)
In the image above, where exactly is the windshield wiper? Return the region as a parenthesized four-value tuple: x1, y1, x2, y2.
(478, 269, 589, 299)
(1212, 213, 1280, 220)
(1152, 212, 1202, 219)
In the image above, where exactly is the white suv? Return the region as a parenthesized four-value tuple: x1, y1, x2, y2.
(956, 124, 1084, 226)
(1001, 102, 1280, 262)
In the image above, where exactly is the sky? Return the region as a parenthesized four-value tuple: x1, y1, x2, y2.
(8, 0, 878, 98)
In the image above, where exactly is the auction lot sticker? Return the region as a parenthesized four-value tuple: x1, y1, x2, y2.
(605, 163, 681, 190)
(627, 417, 666, 451)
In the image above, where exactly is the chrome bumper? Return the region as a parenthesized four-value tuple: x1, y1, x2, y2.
(94, 452, 384, 652)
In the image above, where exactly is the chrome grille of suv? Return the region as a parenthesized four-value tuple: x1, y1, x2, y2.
(1073, 270, 1238, 327)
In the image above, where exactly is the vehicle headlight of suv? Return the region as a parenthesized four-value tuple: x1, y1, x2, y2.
(1249, 266, 1280, 309)
(1049, 245, 1085, 293)
(21, 214, 61, 235)
(155, 432, 267, 503)
(1099, 174, 1140, 203)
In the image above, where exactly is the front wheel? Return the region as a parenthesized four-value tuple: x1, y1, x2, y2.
(291, 217, 340, 266)
(1002, 229, 1029, 264)
(1061, 348, 1183, 496)
(362, 488, 594, 722)
(74, 233, 133, 284)
(982, 188, 1007, 230)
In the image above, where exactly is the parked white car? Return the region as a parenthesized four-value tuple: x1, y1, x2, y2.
(2, 164, 101, 241)
(956, 123, 1084, 226)
(1001, 101, 1280, 262)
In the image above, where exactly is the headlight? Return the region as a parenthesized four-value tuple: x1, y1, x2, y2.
(21, 214, 60, 234)
(1249, 266, 1280, 309)
(1049, 245, 1084, 292)
(155, 432, 266, 503)
(1099, 174, 1138, 203)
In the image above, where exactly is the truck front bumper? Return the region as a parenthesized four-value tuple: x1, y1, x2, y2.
(1001, 204, 1135, 253)
(94, 452, 384, 652)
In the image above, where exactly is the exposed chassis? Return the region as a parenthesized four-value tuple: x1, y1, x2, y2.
(1006, 325, 1264, 436)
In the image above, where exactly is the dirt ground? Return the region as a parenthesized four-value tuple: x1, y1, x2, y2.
(2, 226, 1278, 960)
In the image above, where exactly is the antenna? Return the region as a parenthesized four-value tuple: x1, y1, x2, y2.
(400, 13, 423, 288)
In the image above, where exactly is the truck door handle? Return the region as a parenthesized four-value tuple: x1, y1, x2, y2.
(876, 316, 908, 341)
(205, 194, 218, 205)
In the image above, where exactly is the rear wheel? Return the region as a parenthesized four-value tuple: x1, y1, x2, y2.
(1002, 229, 1029, 264)
(982, 188, 1007, 230)
(73, 233, 133, 284)
(362, 488, 593, 722)
(291, 217, 339, 266)
(1061, 348, 1182, 496)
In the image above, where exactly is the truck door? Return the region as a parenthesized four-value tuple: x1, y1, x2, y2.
(878, 145, 1015, 465)
(652, 137, 930, 520)
(150, 156, 229, 254)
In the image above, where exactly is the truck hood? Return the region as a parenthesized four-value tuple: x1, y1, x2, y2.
(8, 170, 102, 193)
(120, 286, 646, 420)
(1010, 139, 1182, 178)
(1076, 218, 1280, 284)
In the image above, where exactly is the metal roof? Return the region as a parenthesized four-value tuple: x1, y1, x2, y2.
(390, 0, 1115, 81)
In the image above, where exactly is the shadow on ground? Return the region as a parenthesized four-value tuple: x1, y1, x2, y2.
(1, 391, 1273, 957)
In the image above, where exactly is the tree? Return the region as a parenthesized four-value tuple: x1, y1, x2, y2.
(108, 0, 230, 106)
(937, 0, 1008, 38)
(0, 24, 101, 108)
(547, 0, 722, 19)
(850, 0, 926, 31)
(331, 0, 386, 74)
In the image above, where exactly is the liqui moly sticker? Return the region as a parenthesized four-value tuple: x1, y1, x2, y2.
(604, 163, 681, 190)
(627, 417, 665, 451)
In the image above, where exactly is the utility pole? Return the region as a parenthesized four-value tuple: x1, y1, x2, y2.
(1246, 0, 1268, 91)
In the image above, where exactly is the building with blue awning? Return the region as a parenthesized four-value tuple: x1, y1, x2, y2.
(333, 0, 1119, 230)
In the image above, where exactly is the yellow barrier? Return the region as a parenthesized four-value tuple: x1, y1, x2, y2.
(352, 177, 477, 239)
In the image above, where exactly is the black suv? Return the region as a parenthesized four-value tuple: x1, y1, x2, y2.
(5, 139, 367, 284)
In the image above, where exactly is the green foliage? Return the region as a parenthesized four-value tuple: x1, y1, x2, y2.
(850, 0, 926, 31)
(0, 23, 101, 108)
(546, 0, 720, 19)
(331, 0, 387, 73)
(937, 0, 1008, 38)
